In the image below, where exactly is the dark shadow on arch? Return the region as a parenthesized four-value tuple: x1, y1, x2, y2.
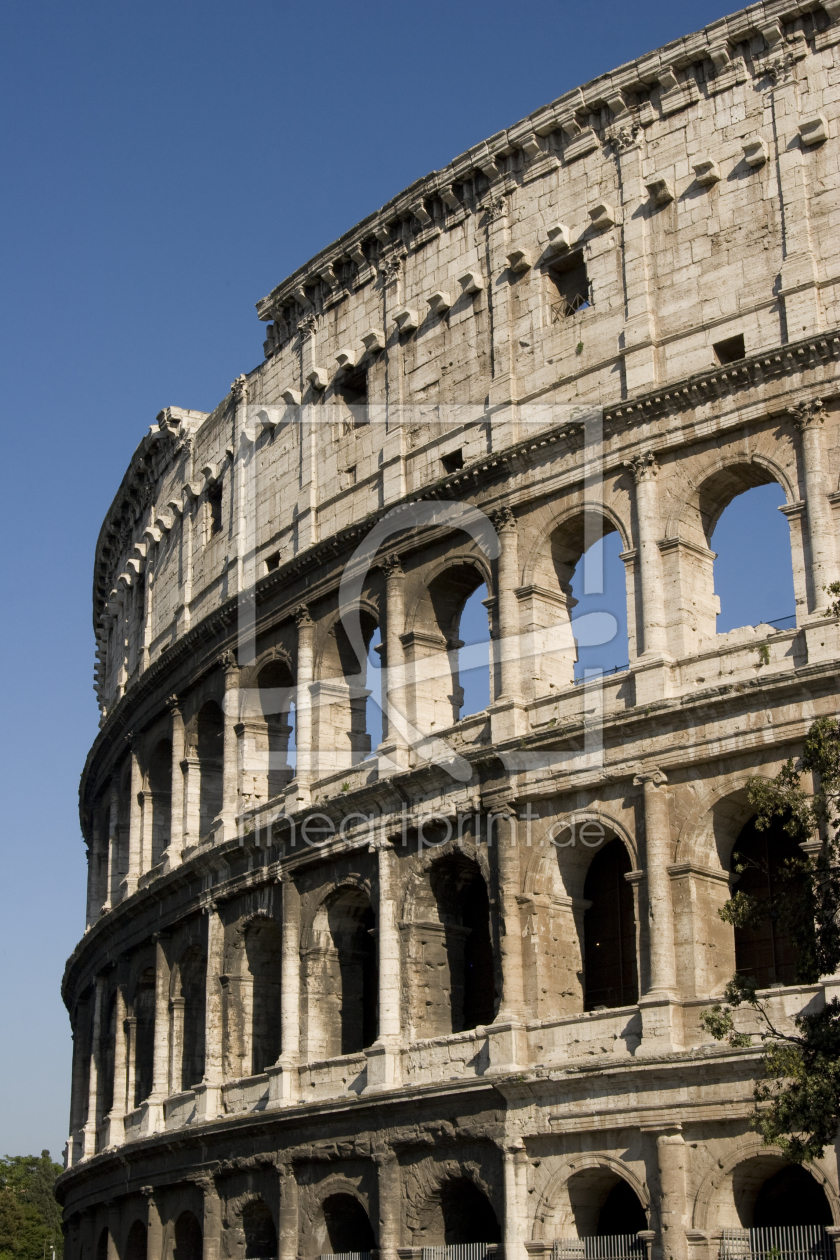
(242, 1199, 278, 1258)
(439, 1177, 501, 1246)
(244, 917, 283, 1073)
(566, 1167, 647, 1237)
(124, 1220, 147, 1260)
(147, 739, 172, 863)
(257, 660, 295, 798)
(754, 1166, 832, 1227)
(133, 966, 156, 1106)
(322, 1193, 376, 1253)
(195, 700, 223, 837)
(430, 852, 495, 1032)
(583, 839, 638, 1010)
(172, 945, 206, 1090)
(327, 889, 377, 1054)
(173, 1211, 202, 1260)
(731, 817, 804, 989)
(96, 1228, 109, 1260)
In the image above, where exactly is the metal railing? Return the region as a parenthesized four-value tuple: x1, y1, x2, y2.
(319, 1252, 372, 1260)
(553, 1237, 647, 1260)
(719, 1227, 833, 1260)
(421, 1246, 499, 1260)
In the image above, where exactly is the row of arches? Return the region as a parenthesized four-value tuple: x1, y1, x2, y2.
(93, 462, 800, 889)
(84, 1159, 837, 1260)
(81, 806, 801, 1142)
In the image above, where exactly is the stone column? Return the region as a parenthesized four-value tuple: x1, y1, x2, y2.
(196, 901, 224, 1119)
(143, 1188, 163, 1260)
(168, 997, 185, 1095)
(791, 400, 835, 612)
(82, 974, 104, 1157)
(490, 507, 525, 741)
(68, 1019, 87, 1165)
(502, 1141, 528, 1260)
(375, 1150, 401, 1260)
(105, 779, 119, 909)
(168, 696, 185, 865)
(653, 1125, 688, 1260)
(488, 807, 526, 1070)
(124, 1016, 137, 1115)
(626, 452, 667, 659)
(380, 555, 409, 769)
(634, 769, 681, 1053)
(611, 125, 659, 394)
(105, 984, 127, 1146)
(201, 1176, 223, 1260)
(126, 735, 144, 895)
(365, 839, 401, 1089)
(148, 933, 170, 1129)
(220, 651, 240, 839)
(269, 878, 300, 1105)
(292, 605, 314, 801)
(278, 1165, 299, 1260)
(86, 817, 102, 928)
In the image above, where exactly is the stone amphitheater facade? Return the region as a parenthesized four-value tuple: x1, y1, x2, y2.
(59, 4, 840, 1260)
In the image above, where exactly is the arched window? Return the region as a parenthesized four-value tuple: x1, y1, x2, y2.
(316, 612, 379, 775)
(597, 1181, 647, 1235)
(407, 564, 489, 736)
(583, 839, 638, 1010)
(568, 531, 630, 680)
(257, 661, 295, 800)
(306, 889, 377, 1059)
(429, 854, 495, 1033)
(195, 701, 224, 837)
(753, 1165, 832, 1227)
(224, 917, 282, 1078)
(731, 817, 803, 988)
(171, 945, 206, 1091)
(98, 992, 117, 1120)
(173, 1212, 202, 1260)
(322, 1194, 376, 1254)
(438, 1178, 501, 1246)
(132, 966, 156, 1106)
(146, 739, 172, 864)
(458, 583, 490, 718)
(124, 1221, 147, 1260)
(242, 1200, 278, 1259)
(712, 483, 795, 633)
(524, 511, 629, 698)
(365, 626, 383, 754)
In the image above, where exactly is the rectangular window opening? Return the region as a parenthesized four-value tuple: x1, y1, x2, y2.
(208, 484, 223, 537)
(713, 334, 746, 364)
(549, 252, 590, 321)
(265, 551, 281, 573)
(340, 368, 369, 429)
(441, 449, 464, 474)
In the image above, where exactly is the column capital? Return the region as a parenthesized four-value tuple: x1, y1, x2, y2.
(218, 649, 238, 674)
(230, 374, 248, 404)
(166, 693, 182, 717)
(293, 603, 313, 628)
(380, 552, 404, 579)
(633, 766, 668, 787)
(789, 397, 827, 429)
(625, 450, 659, 483)
(491, 505, 517, 532)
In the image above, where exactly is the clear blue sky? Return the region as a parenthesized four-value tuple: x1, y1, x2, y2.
(0, 0, 790, 1162)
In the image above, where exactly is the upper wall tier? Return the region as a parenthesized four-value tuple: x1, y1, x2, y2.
(91, 0, 840, 721)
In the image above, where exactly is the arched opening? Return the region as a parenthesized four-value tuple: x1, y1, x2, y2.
(753, 1166, 832, 1227)
(124, 1220, 147, 1260)
(568, 531, 630, 680)
(257, 660, 295, 800)
(171, 945, 206, 1091)
(195, 700, 223, 837)
(322, 1194, 376, 1254)
(458, 583, 490, 719)
(316, 611, 379, 775)
(132, 966, 156, 1107)
(173, 1211, 202, 1260)
(524, 511, 629, 698)
(96, 1228, 109, 1260)
(98, 992, 117, 1120)
(565, 1168, 647, 1238)
(429, 853, 495, 1033)
(242, 1199, 278, 1259)
(439, 1177, 501, 1246)
(305, 889, 377, 1060)
(711, 483, 795, 634)
(147, 739, 172, 864)
(408, 563, 489, 735)
(244, 918, 282, 1073)
(730, 1158, 833, 1228)
(583, 839, 638, 1010)
(365, 626, 383, 754)
(731, 817, 804, 989)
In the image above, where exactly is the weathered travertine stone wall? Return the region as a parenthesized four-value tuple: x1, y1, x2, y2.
(61, 4, 840, 1260)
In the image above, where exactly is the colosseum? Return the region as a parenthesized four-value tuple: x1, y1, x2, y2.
(58, 4, 840, 1260)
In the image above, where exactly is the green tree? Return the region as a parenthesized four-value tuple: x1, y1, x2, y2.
(701, 716, 840, 1162)
(0, 1152, 64, 1260)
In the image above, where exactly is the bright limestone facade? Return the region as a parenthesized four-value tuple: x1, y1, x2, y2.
(60, 5, 840, 1260)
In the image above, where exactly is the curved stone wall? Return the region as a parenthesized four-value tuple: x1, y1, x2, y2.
(62, 3, 840, 1260)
